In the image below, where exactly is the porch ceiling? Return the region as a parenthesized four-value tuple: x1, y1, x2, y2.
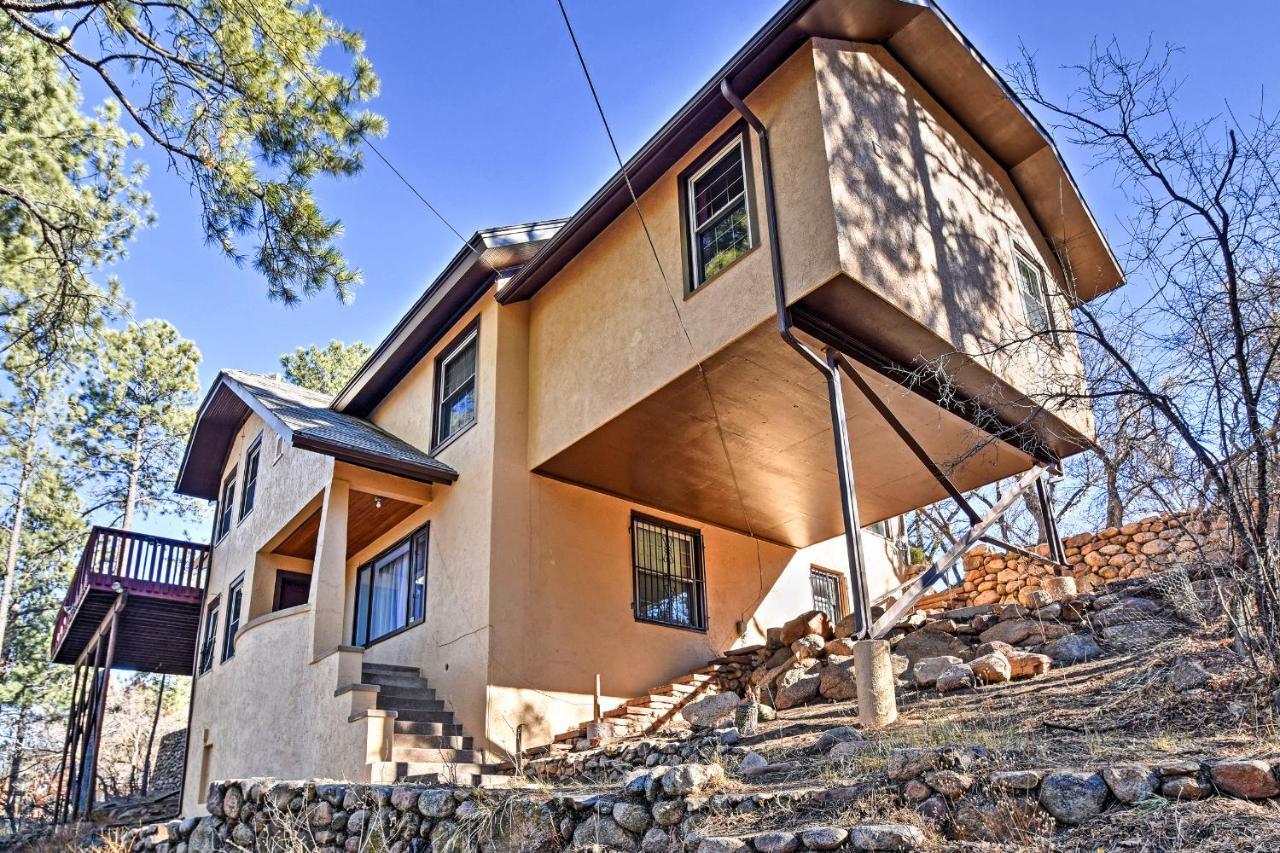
(536, 320, 1035, 549)
(271, 490, 418, 561)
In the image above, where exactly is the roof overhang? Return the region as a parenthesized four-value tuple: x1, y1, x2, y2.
(176, 372, 458, 501)
(497, 0, 1122, 305)
(334, 220, 564, 416)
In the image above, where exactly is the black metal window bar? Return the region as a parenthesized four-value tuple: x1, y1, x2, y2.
(810, 568, 844, 624)
(631, 514, 706, 631)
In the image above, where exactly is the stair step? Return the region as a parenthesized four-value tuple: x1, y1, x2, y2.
(673, 673, 716, 685)
(362, 663, 421, 675)
(364, 674, 434, 691)
(391, 747, 484, 764)
(395, 708, 458, 724)
(394, 720, 465, 737)
(376, 697, 445, 712)
(376, 687, 438, 702)
(394, 761, 498, 780)
(393, 734, 472, 751)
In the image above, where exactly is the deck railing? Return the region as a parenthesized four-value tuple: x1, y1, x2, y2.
(51, 526, 210, 657)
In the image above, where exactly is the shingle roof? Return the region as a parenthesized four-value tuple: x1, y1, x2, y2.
(175, 370, 457, 500)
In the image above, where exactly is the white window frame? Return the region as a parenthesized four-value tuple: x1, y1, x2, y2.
(1010, 243, 1059, 347)
(686, 136, 753, 290)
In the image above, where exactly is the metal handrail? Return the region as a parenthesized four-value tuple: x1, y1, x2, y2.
(51, 526, 210, 656)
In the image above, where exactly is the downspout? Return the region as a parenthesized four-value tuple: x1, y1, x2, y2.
(719, 78, 872, 636)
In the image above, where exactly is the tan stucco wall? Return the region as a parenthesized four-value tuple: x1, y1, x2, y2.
(812, 40, 1091, 435)
(525, 45, 842, 470)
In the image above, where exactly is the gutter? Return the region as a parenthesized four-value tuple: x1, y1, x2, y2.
(719, 77, 872, 639)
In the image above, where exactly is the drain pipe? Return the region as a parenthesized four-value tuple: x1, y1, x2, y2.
(719, 78, 872, 637)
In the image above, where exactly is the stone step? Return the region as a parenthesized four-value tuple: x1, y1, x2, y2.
(376, 696, 445, 713)
(672, 673, 717, 686)
(391, 747, 484, 764)
(364, 674, 434, 691)
(393, 734, 472, 751)
(393, 761, 498, 782)
(362, 663, 421, 675)
(376, 686, 438, 702)
(394, 720, 465, 737)
(395, 707, 459, 724)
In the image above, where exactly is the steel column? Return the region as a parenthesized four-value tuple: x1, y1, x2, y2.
(823, 348, 872, 637)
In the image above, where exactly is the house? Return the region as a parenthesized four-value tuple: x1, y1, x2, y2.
(49, 0, 1121, 818)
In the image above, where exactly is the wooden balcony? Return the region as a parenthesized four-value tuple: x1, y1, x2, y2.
(51, 527, 209, 675)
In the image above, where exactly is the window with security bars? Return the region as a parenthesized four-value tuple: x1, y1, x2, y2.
(631, 514, 706, 631)
(810, 567, 845, 625)
(687, 137, 753, 289)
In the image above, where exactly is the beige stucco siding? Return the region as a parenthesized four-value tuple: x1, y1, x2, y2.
(526, 45, 842, 469)
(813, 40, 1091, 435)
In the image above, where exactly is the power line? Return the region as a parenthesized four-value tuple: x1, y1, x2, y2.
(226, 0, 496, 272)
(554, 0, 668, 283)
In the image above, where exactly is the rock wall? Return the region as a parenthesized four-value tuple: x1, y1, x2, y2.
(150, 729, 188, 794)
(958, 512, 1229, 607)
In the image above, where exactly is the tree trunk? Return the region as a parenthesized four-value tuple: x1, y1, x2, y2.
(4, 709, 27, 833)
(1104, 463, 1124, 528)
(122, 427, 144, 531)
(139, 675, 166, 795)
(0, 400, 42, 658)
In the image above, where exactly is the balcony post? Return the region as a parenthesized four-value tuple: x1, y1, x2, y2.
(311, 478, 350, 658)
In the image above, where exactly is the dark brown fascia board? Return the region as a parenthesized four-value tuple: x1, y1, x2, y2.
(334, 220, 565, 416)
(497, 0, 1121, 306)
(175, 373, 261, 501)
(288, 434, 458, 486)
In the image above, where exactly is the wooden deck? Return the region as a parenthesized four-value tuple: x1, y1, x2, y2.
(51, 527, 209, 674)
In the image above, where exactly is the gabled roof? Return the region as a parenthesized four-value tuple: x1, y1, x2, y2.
(175, 370, 458, 501)
(497, 0, 1123, 305)
(334, 220, 565, 416)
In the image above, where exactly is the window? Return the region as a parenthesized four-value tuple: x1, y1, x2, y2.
(239, 437, 261, 520)
(866, 520, 890, 538)
(197, 599, 219, 674)
(221, 576, 243, 662)
(810, 567, 846, 625)
(352, 524, 429, 646)
(433, 327, 478, 448)
(215, 470, 236, 542)
(272, 570, 311, 612)
(631, 514, 706, 631)
(686, 135, 753, 290)
(1014, 248, 1057, 344)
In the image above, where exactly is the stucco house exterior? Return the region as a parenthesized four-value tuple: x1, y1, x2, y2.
(48, 0, 1122, 818)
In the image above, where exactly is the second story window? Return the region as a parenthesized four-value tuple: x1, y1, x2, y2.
(239, 437, 261, 520)
(687, 136, 753, 290)
(216, 470, 236, 542)
(198, 599, 219, 674)
(221, 576, 243, 662)
(433, 326, 478, 449)
(1014, 249, 1058, 345)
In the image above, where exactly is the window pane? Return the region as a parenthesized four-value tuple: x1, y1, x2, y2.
(1016, 256, 1049, 331)
(368, 544, 410, 641)
(697, 201, 750, 283)
(353, 567, 371, 646)
(441, 381, 476, 439)
(437, 333, 478, 444)
(410, 528, 428, 622)
(692, 145, 746, 227)
(442, 338, 477, 398)
(240, 442, 260, 518)
(632, 517, 704, 630)
(222, 581, 242, 661)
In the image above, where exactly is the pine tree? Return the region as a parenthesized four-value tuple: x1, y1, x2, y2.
(67, 320, 201, 530)
(279, 339, 370, 395)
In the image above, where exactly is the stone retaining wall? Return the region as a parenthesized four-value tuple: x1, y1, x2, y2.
(957, 511, 1229, 607)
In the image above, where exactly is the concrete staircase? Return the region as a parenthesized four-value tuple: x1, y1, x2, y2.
(544, 661, 731, 750)
(362, 663, 508, 786)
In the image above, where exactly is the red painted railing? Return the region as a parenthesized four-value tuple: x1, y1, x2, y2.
(51, 526, 210, 657)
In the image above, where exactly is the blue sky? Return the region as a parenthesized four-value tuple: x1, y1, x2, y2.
(102, 0, 1277, 534)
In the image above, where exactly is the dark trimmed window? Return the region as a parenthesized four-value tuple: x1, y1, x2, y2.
(810, 567, 845, 625)
(198, 599, 219, 674)
(352, 524, 429, 646)
(272, 570, 311, 612)
(433, 326, 478, 448)
(239, 436, 261, 520)
(221, 576, 243, 662)
(215, 470, 236, 542)
(631, 514, 706, 631)
(686, 135, 753, 290)
(1014, 249, 1058, 345)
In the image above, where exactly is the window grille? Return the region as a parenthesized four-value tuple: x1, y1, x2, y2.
(810, 567, 844, 625)
(631, 514, 706, 631)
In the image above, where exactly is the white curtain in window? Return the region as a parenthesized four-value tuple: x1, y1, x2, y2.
(369, 543, 410, 640)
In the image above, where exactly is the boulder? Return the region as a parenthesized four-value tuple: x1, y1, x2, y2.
(848, 824, 925, 851)
(1166, 659, 1214, 691)
(1040, 634, 1102, 664)
(935, 664, 976, 693)
(1038, 771, 1108, 824)
(1099, 622, 1173, 645)
(824, 637, 856, 657)
(751, 831, 800, 853)
(1161, 775, 1210, 800)
(1210, 760, 1280, 799)
(923, 770, 972, 799)
(780, 611, 831, 645)
(641, 826, 673, 853)
(1091, 597, 1162, 628)
(774, 662, 821, 710)
(573, 815, 637, 851)
(887, 748, 939, 782)
(679, 692, 741, 729)
(698, 839, 746, 853)
(739, 752, 769, 776)
(978, 619, 1041, 645)
(1101, 765, 1157, 803)
(912, 656, 963, 688)
(818, 657, 857, 701)
(418, 789, 456, 818)
(1005, 651, 1052, 679)
(650, 798, 684, 827)
(969, 653, 1012, 684)
(916, 794, 951, 825)
(612, 802, 653, 834)
(791, 634, 826, 660)
(799, 826, 848, 850)
(829, 740, 869, 759)
(894, 629, 972, 669)
(816, 725, 863, 752)
(950, 796, 1050, 843)
(833, 613, 858, 639)
(989, 769, 1043, 791)
(661, 763, 726, 796)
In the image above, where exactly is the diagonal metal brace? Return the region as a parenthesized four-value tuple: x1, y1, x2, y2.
(869, 466, 1049, 638)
